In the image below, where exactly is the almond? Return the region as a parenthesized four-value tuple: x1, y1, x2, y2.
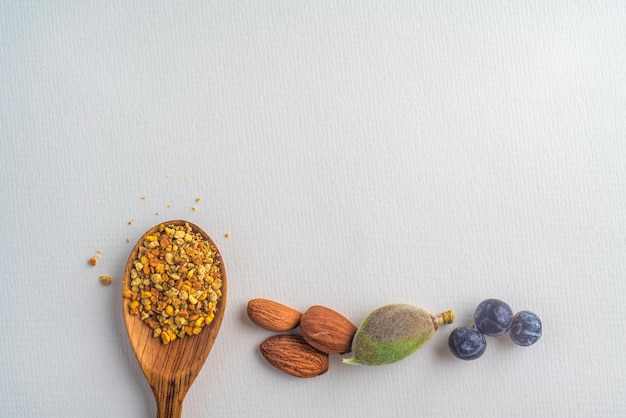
(247, 298, 302, 332)
(260, 335, 329, 378)
(300, 305, 357, 354)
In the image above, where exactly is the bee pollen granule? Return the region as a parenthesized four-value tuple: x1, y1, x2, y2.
(99, 275, 112, 285)
(123, 223, 223, 344)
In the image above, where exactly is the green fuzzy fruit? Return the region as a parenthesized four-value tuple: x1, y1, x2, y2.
(343, 303, 454, 366)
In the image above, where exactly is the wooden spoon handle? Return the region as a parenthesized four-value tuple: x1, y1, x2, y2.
(153, 382, 184, 418)
(156, 402, 182, 418)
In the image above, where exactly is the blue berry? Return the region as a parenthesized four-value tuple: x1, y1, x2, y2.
(448, 327, 487, 360)
(510, 311, 542, 346)
(474, 299, 513, 336)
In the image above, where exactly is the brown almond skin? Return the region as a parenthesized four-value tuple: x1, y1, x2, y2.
(260, 335, 329, 378)
(300, 305, 357, 354)
(247, 298, 302, 332)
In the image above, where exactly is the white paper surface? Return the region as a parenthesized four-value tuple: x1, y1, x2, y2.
(1, 1, 625, 417)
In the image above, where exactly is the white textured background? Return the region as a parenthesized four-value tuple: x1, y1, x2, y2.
(1, 1, 625, 417)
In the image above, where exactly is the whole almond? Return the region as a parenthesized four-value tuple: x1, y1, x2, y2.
(300, 305, 357, 354)
(247, 298, 302, 332)
(260, 335, 329, 378)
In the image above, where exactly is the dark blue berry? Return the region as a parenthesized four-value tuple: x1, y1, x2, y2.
(448, 327, 487, 360)
(510, 311, 542, 346)
(474, 299, 513, 336)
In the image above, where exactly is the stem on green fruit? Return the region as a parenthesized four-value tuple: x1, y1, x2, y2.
(432, 310, 455, 329)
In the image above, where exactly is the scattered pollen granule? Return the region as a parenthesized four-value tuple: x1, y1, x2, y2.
(195, 197, 202, 202)
(192, 206, 197, 211)
(99, 275, 113, 286)
(89, 256, 98, 266)
(141, 195, 147, 200)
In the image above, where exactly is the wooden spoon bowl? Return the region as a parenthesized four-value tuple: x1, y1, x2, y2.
(123, 220, 227, 418)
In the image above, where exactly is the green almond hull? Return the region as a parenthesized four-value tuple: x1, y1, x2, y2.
(343, 303, 436, 366)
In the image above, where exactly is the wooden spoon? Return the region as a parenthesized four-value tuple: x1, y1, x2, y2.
(123, 220, 227, 418)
